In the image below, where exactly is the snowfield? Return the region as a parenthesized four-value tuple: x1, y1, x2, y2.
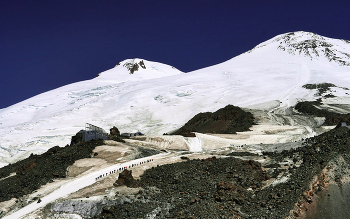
(1, 31, 350, 218)
(0, 31, 350, 168)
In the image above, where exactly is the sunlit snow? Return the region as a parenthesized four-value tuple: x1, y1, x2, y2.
(0, 32, 350, 167)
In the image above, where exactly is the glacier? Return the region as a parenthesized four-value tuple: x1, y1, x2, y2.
(0, 32, 350, 167)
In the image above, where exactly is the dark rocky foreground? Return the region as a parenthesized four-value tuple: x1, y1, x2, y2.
(94, 126, 350, 219)
(173, 105, 255, 135)
(0, 139, 104, 202)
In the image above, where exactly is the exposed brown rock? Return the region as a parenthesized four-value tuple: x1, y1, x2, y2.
(176, 129, 196, 137)
(109, 126, 120, 136)
(214, 182, 246, 204)
(113, 169, 138, 187)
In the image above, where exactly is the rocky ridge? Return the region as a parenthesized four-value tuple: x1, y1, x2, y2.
(173, 105, 255, 135)
(294, 98, 350, 126)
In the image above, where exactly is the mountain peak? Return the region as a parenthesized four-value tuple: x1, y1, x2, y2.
(115, 58, 147, 74)
(250, 31, 350, 66)
(95, 58, 183, 82)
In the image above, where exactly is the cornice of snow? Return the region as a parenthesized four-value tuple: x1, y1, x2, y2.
(247, 31, 350, 66)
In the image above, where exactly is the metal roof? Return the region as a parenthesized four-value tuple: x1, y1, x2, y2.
(85, 123, 107, 134)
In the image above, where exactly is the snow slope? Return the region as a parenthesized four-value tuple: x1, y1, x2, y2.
(1, 32, 350, 167)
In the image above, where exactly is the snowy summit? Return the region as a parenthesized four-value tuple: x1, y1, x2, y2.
(251, 31, 350, 65)
(96, 58, 184, 82)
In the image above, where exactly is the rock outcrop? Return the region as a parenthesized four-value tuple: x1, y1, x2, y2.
(113, 170, 138, 188)
(0, 139, 104, 202)
(173, 105, 255, 135)
(108, 126, 125, 142)
(110, 126, 120, 136)
(294, 99, 350, 126)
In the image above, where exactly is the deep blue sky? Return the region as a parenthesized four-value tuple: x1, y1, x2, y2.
(1, 0, 350, 109)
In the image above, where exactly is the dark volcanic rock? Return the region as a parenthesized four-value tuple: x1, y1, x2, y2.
(94, 156, 269, 218)
(294, 99, 350, 125)
(214, 182, 246, 204)
(302, 83, 336, 96)
(173, 105, 255, 135)
(113, 170, 138, 187)
(108, 126, 125, 142)
(0, 139, 104, 202)
(227, 151, 259, 156)
(94, 127, 350, 219)
(109, 126, 120, 136)
(123, 60, 146, 74)
(70, 131, 83, 145)
(108, 135, 126, 143)
(175, 129, 196, 137)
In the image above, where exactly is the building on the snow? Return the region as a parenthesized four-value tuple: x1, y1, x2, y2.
(80, 123, 109, 141)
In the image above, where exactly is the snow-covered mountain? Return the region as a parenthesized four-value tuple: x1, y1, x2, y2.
(251, 31, 350, 66)
(1, 31, 350, 167)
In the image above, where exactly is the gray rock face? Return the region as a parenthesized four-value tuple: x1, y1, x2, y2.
(307, 182, 350, 219)
(51, 197, 132, 218)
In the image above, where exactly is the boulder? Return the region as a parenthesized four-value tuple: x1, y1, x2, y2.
(113, 170, 138, 187)
(110, 126, 120, 136)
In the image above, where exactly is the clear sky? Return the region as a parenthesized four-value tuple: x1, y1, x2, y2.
(1, 0, 350, 109)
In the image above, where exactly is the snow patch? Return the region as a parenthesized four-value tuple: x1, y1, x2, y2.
(183, 137, 202, 152)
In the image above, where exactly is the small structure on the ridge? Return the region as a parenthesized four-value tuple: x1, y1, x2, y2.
(81, 123, 108, 141)
(120, 132, 144, 137)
